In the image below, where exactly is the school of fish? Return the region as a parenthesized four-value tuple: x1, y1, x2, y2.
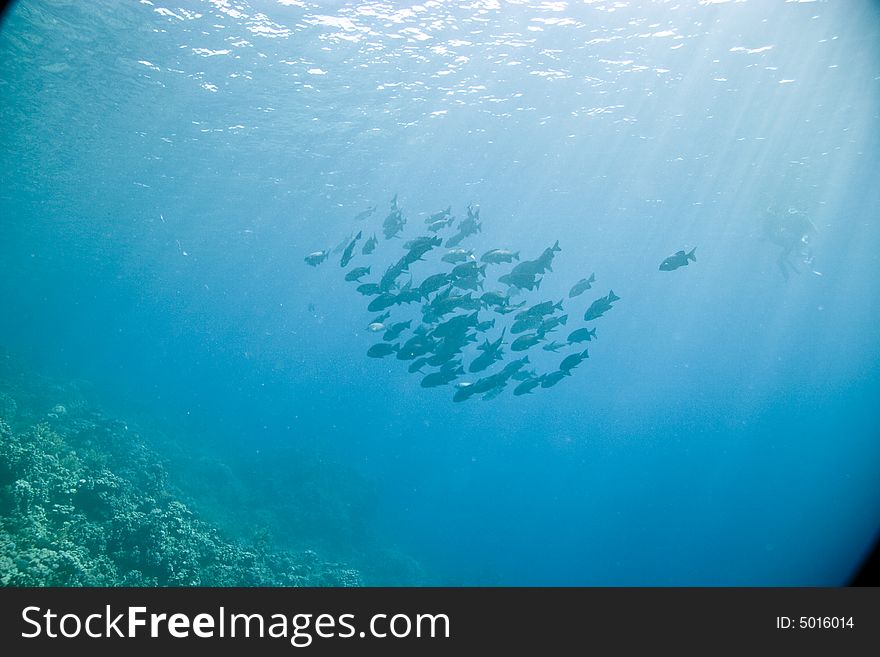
(305, 195, 694, 402)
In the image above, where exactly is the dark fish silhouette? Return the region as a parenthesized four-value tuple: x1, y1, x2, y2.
(568, 274, 596, 298)
(498, 271, 541, 291)
(304, 250, 329, 266)
(659, 248, 696, 271)
(516, 300, 564, 320)
(408, 357, 430, 374)
(583, 290, 620, 321)
(367, 343, 398, 358)
(427, 216, 455, 232)
(560, 349, 589, 373)
(510, 240, 560, 277)
(340, 231, 362, 267)
(383, 320, 412, 342)
(540, 314, 568, 334)
(567, 327, 597, 344)
(426, 205, 452, 223)
(362, 234, 378, 255)
(368, 292, 398, 312)
(511, 332, 543, 352)
(356, 282, 380, 296)
(345, 266, 371, 282)
(419, 273, 450, 298)
(481, 249, 519, 264)
(332, 233, 352, 255)
(541, 370, 569, 388)
(442, 248, 473, 264)
(511, 315, 544, 334)
(445, 204, 481, 247)
(382, 195, 406, 239)
(354, 205, 376, 221)
(421, 361, 464, 388)
(513, 377, 542, 396)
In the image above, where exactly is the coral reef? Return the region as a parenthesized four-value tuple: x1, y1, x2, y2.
(0, 371, 362, 587)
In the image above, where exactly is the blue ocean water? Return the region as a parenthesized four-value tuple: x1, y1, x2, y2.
(1, 0, 879, 585)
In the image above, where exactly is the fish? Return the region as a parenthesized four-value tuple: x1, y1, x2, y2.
(368, 292, 398, 312)
(427, 217, 455, 232)
(511, 332, 544, 352)
(498, 272, 542, 291)
(403, 235, 442, 265)
(568, 273, 596, 298)
(367, 343, 399, 358)
(345, 266, 371, 282)
(433, 312, 479, 339)
(583, 290, 621, 321)
(379, 259, 408, 292)
(452, 275, 483, 292)
(383, 320, 412, 342)
(367, 322, 386, 333)
(394, 283, 423, 305)
(397, 334, 436, 360)
(480, 291, 510, 308)
(426, 206, 452, 223)
(481, 249, 520, 264)
(510, 368, 537, 382)
(427, 350, 459, 367)
(362, 234, 378, 255)
(423, 289, 481, 322)
(304, 250, 330, 266)
(476, 318, 496, 332)
(515, 300, 564, 320)
(502, 355, 530, 377)
(382, 205, 406, 240)
(482, 385, 507, 401)
(469, 329, 506, 373)
(408, 357, 431, 374)
(453, 384, 477, 403)
(332, 233, 352, 255)
(540, 370, 569, 388)
(511, 315, 544, 334)
(442, 248, 474, 264)
(513, 377, 542, 396)
(356, 282, 381, 296)
(542, 341, 565, 352)
(659, 248, 697, 271)
(419, 273, 451, 298)
(560, 349, 589, 373)
(421, 363, 465, 388)
(540, 314, 568, 333)
(404, 236, 440, 251)
(445, 205, 481, 247)
(567, 327, 597, 344)
(510, 240, 560, 277)
(354, 205, 377, 222)
(462, 356, 529, 400)
(495, 300, 527, 315)
(450, 260, 485, 280)
(340, 231, 362, 267)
